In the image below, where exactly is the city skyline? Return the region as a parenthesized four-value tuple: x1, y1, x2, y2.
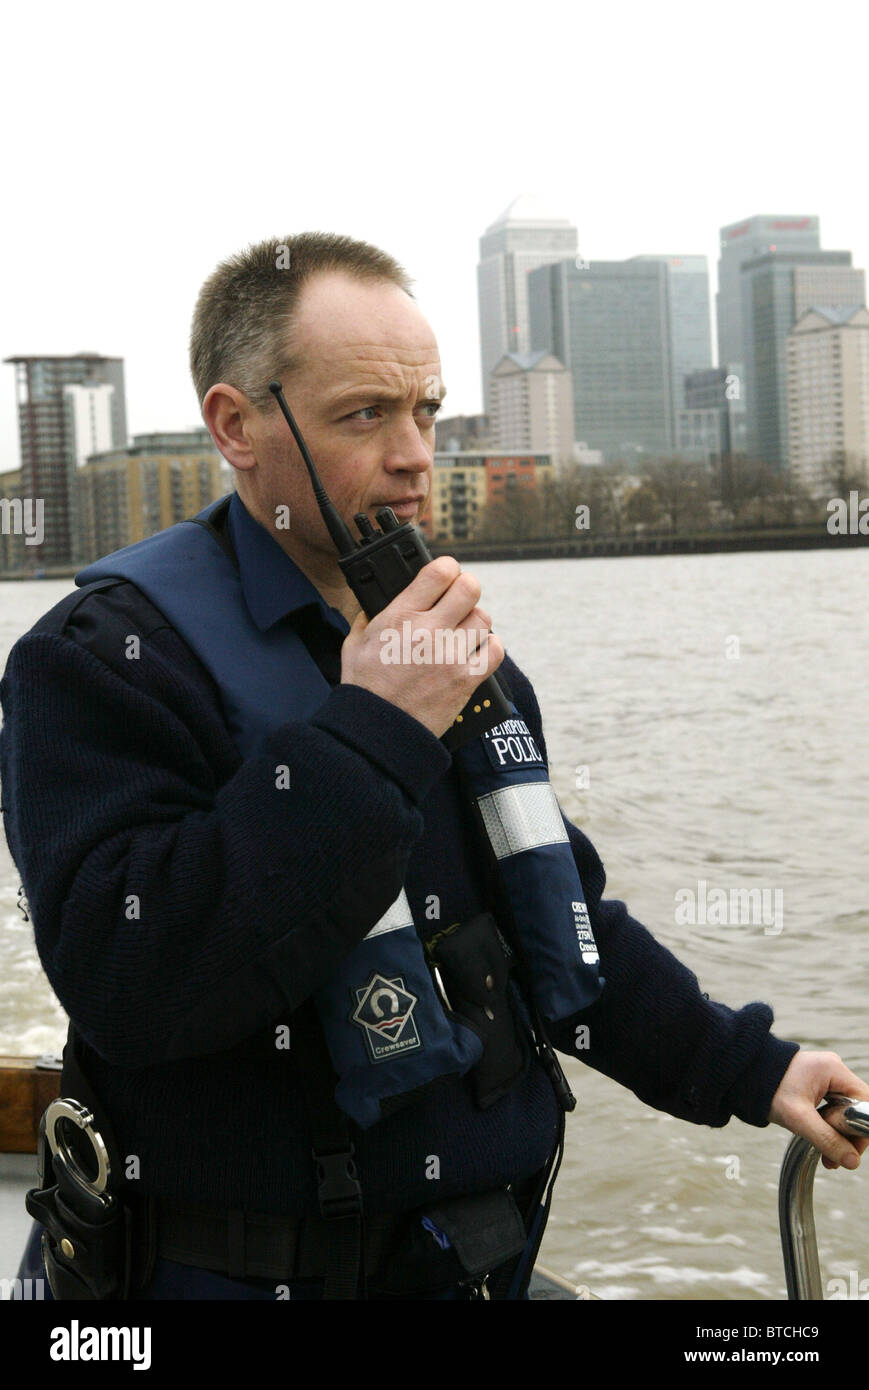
(2, 0, 867, 474)
(4, 203, 864, 476)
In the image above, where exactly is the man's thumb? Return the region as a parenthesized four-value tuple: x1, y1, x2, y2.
(801, 1105, 861, 1169)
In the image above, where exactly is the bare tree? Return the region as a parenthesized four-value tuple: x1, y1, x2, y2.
(478, 482, 543, 542)
(537, 463, 586, 537)
(716, 454, 782, 527)
(731, 459, 819, 528)
(822, 450, 868, 500)
(624, 481, 663, 529)
(534, 463, 629, 538)
(643, 458, 711, 532)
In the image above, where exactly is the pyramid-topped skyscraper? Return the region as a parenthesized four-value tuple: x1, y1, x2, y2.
(477, 195, 577, 416)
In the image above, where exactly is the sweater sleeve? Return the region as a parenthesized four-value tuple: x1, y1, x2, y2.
(0, 605, 452, 1068)
(500, 655, 800, 1130)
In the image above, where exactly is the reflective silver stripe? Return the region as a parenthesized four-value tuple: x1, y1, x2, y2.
(476, 781, 569, 860)
(364, 888, 414, 939)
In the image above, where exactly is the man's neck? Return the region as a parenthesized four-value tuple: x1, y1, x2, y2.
(314, 575, 362, 626)
(235, 490, 363, 625)
(282, 543, 362, 625)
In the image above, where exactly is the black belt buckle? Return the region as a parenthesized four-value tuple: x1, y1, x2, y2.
(313, 1145, 363, 1220)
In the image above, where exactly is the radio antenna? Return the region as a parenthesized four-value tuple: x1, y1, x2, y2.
(268, 381, 357, 557)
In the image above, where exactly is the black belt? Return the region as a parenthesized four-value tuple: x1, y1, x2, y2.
(155, 1199, 401, 1281)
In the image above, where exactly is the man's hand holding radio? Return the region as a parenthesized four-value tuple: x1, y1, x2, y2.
(341, 556, 504, 740)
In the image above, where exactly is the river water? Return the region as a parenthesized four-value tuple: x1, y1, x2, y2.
(1, 549, 868, 1300)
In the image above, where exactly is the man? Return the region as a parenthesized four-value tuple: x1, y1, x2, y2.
(2, 232, 867, 1301)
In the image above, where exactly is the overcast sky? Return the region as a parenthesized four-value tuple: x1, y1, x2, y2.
(2, 0, 867, 474)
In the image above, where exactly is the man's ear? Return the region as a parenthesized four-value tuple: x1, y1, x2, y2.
(203, 383, 258, 472)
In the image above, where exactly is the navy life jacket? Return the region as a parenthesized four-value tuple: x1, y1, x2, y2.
(76, 497, 603, 1129)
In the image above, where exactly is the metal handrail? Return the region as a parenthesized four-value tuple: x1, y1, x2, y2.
(779, 1093, 869, 1300)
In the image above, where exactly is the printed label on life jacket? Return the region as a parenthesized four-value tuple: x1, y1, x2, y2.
(481, 717, 545, 772)
(572, 899, 600, 964)
(351, 973, 422, 1063)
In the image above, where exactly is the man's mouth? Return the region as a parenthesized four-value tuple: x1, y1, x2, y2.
(372, 497, 425, 520)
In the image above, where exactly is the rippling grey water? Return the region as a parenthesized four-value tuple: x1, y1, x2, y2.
(2, 549, 868, 1299)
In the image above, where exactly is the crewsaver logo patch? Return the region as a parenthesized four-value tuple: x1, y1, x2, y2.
(351, 973, 422, 1063)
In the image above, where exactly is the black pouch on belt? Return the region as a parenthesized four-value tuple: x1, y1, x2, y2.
(26, 1150, 133, 1300)
(25, 1099, 156, 1301)
(426, 910, 529, 1108)
(370, 1188, 529, 1297)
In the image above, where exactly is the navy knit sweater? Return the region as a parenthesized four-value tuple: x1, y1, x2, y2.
(0, 498, 799, 1215)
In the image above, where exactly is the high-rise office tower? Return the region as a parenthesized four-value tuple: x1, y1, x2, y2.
(714, 214, 869, 469)
(3, 353, 128, 566)
(527, 257, 673, 463)
(716, 215, 820, 368)
(477, 195, 577, 416)
(677, 366, 748, 470)
(633, 256, 713, 409)
(740, 251, 864, 468)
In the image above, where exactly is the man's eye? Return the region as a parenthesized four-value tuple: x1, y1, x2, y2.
(349, 406, 379, 421)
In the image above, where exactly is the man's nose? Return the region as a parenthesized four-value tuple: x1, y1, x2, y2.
(380, 416, 434, 474)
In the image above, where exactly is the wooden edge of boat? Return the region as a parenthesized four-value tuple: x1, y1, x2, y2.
(0, 1055, 61, 1154)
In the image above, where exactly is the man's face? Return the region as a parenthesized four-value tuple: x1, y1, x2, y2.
(242, 270, 444, 581)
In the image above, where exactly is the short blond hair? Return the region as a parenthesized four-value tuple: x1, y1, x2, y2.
(189, 231, 415, 411)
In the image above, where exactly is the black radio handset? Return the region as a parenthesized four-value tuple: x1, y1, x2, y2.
(268, 381, 513, 752)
